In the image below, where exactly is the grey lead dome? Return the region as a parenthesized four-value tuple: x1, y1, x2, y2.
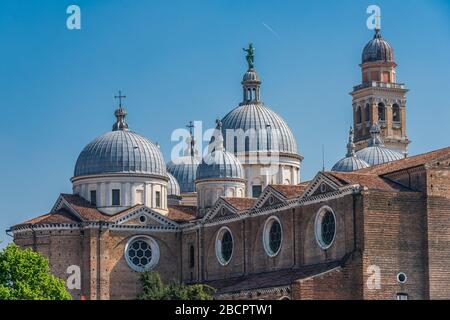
(167, 172, 181, 196)
(221, 103, 298, 155)
(355, 123, 403, 166)
(74, 107, 166, 178)
(332, 127, 370, 172)
(74, 130, 166, 177)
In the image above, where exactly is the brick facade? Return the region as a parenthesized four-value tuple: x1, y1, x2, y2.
(10, 148, 450, 300)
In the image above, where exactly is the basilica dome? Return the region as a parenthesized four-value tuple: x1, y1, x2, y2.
(197, 150, 245, 181)
(167, 156, 201, 193)
(362, 29, 394, 64)
(332, 127, 370, 172)
(167, 172, 181, 196)
(197, 129, 245, 181)
(74, 108, 166, 178)
(221, 103, 298, 155)
(355, 123, 403, 166)
(332, 156, 370, 172)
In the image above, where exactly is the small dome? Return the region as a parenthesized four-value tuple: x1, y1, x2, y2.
(167, 172, 181, 196)
(197, 150, 245, 181)
(355, 123, 403, 166)
(221, 104, 298, 155)
(74, 107, 166, 178)
(332, 156, 370, 172)
(332, 127, 370, 172)
(362, 29, 394, 64)
(167, 156, 202, 193)
(242, 68, 260, 82)
(197, 128, 245, 181)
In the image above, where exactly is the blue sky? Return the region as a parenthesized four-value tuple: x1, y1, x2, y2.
(0, 0, 449, 247)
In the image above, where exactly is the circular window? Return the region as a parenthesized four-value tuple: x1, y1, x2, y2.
(215, 227, 234, 266)
(315, 206, 336, 250)
(268, 196, 275, 205)
(139, 215, 147, 224)
(124, 236, 160, 272)
(320, 183, 327, 193)
(263, 216, 283, 257)
(397, 272, 407, 284)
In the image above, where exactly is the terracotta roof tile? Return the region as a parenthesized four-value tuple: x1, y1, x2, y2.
(167, 205, 197, 222)
(326, 172, 409, 191)
(16, 209, 81, 227)
(221, 197, 257, 212)
(204, 260, 342, 294)
(269, 184, 307, 199)
(61, 194, 109, 221)
(357, 146, 450, 175)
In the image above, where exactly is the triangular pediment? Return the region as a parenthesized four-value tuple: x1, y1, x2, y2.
(302, 173, 340, 198)
(111, 206, 179, 228)
(203, 198, 239, 221)
(253, 186, 288, 209)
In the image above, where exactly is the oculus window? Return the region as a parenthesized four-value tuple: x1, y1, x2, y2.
(124, 236, 160, 272)
(215, 227, 234, 266)
(315, 206, 337, 250)
(263, 216, 283, 257)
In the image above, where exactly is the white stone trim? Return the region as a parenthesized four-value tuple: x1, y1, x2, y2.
(124, 235, 160, 272)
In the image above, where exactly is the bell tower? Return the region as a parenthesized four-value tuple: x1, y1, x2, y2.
(351, 28, 410, 155)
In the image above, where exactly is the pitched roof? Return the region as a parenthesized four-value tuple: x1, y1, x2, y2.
(205, 260, 342, 294)
(167, 205, 197, 222)
(270, 184, 307, 199)
(60, 193, 109, 221)
(18, 208, 81, 226)
(221, 197, 257, 212)
(325, 172, 409, 191)
(357, 146, 450, 175)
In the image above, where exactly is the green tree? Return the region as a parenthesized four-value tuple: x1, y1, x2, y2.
(0, 244, 72, 300)
(138, 272, 215, 300)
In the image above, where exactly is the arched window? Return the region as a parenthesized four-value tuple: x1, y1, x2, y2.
(365, 104, 370, 122)
(356, 106, 362, 124)
(378, 103, 386, 122)
(392, 104, 400, 122)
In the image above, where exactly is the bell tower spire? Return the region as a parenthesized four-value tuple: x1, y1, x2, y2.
(351, 27, 409, 155)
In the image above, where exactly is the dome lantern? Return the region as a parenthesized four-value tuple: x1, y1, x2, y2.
(241, 43, 262, 105)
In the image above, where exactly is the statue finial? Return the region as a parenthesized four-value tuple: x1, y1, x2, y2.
(243, 43, 255, 69)
(369, 123, 383, 146)
(346, 126, 356, 157)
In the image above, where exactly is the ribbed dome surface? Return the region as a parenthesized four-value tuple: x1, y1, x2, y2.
(362, 29, 394, 64)
(242, 68, 260, 82)
(220, 103, 298, 154)
(197, 150, 245, 181)
(167, 172, 181, 196)
(167, 156, 201, 193)
(356, 146, 403, 166)
(74, 130, 166, 177)
(332, 156, 370, 172)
